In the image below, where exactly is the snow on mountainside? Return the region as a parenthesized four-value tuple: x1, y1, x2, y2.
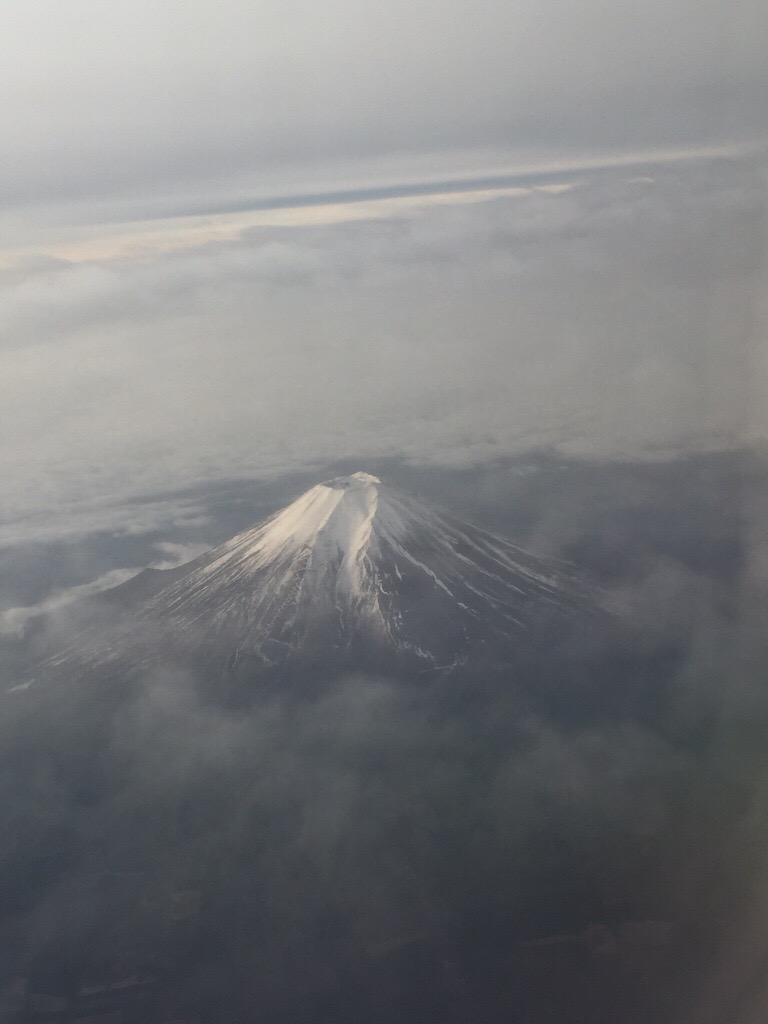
(34, 472, 596, 678)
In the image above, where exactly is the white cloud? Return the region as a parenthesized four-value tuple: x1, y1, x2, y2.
(0, 541, 210, 637)
(0, 569, 139, 638)
(0, 159, 763, 540)
(149, 541, 212, 570)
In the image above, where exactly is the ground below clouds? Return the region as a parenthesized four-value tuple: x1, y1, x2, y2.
(1, 451, 767, 1023)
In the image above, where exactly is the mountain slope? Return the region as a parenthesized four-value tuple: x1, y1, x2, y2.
(36, 472, 595, 677)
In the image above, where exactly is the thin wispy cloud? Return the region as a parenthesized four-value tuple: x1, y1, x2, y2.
(0, 541, 210, 637)
(1, 1, 764, 227)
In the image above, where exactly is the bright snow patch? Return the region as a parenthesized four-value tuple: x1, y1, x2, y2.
(196, 471, 427, 599)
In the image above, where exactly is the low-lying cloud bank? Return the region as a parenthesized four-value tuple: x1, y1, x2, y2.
(0, 451, 766, 1022)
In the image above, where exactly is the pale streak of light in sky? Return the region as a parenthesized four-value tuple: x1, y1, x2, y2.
(0, 141, 750, 269)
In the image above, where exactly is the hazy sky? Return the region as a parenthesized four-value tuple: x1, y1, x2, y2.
(1, 1, 766, 539)
(2, 0, 765, 219)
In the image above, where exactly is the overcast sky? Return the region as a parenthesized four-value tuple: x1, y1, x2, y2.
(1, 1, 766, 540)
(2, 0, 765, 218)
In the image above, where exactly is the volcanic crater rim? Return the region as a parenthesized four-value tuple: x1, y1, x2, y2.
(323, 471, 382, 490)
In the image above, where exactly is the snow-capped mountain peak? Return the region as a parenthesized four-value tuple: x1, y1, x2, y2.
(196, 472, 437, 604)
(215, 472, 384, 590)
(32, 473, 595, 679)
(107, 472, 593, 669)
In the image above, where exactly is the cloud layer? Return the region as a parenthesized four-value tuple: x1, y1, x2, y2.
(0, 446, 765, 1021)
(1, 0, 765, 219)
(1, 158, 764, 542)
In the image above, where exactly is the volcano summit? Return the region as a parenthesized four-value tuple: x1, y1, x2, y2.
(39, 472, 594, 678)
